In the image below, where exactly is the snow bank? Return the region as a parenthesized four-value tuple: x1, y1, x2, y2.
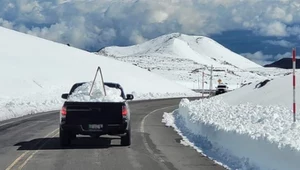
(131, 91, 200, 100)
(161, 71, 300, 170)
(163, 97, 300, 170)
(0, 92, 62, 121)
(67, 81, 124, 102)
(0, 91, 198, 122)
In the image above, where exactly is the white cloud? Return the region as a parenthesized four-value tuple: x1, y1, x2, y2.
(129, 30, 148, 44)
(149, 10, 169, 23)
(0, 0, 299, 51)
(241, 51, 292, 66)
(287, 26, 300, 36)
(264, 40, 295, 48)
(265, 6, 293, 23)
(0, 18, 13, 29)
(259, 21, 288, 37)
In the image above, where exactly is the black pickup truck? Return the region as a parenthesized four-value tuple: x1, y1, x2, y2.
(59, 82, 134, 147)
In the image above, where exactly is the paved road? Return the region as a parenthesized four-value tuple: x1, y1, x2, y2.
(0, 98, 226, 170)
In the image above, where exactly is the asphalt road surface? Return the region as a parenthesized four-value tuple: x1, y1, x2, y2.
(0, 98, 226, 170)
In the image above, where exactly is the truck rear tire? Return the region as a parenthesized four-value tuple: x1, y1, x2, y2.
(121, 131, 131, 146)
(60, 128, 71, 147)
(121, 124, 131, 146)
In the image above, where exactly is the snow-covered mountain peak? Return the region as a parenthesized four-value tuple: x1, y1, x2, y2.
(96, 33, 275, 90)
(98, 33, 261, 69)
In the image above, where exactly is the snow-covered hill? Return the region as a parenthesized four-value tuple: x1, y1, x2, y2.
(0, 27, 196, 121)
(99, 33, 260, 68)
(215, 73, 297, 107)
(97, 33, 289, 90)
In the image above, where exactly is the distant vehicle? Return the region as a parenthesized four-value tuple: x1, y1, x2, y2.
(59, 82, 134, 147)
(215, 84, 228, 95)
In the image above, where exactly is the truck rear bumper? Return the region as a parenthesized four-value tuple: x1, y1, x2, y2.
(60, 123, 128, 136)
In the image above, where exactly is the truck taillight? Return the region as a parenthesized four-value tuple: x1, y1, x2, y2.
(122, 106, 128, 116)
(60, 107, 67, 116)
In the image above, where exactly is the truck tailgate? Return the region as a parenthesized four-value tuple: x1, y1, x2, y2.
(65, 102, 123, 125)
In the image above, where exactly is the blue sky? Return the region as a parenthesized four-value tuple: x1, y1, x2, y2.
(210, 30, 296, 65)
(0, 0, 299, 65)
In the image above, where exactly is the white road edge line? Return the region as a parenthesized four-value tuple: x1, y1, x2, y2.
(140, 104, 177, 170)
(140, 105, 176, 133)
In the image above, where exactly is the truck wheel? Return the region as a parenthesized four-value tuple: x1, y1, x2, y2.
(60, 128, 71, 147)
(121, 131, 131, 146)
(121, 127, 131, 146)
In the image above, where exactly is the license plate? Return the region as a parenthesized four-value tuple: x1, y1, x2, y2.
(88, 124, 103, 130)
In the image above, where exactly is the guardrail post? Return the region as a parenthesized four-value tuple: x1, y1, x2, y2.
(202, 71, 204, 98)
(209, 65, 213, 97)
(293, 48, 296, 122)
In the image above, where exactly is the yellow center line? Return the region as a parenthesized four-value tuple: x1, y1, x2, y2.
(18, 130, 59, 170)
(5, 128, 59, 170)
(5, 151, 29, 170)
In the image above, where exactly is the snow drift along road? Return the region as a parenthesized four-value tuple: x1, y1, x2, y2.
(0, 26, 197, 121)
(163, 72, 300, 170)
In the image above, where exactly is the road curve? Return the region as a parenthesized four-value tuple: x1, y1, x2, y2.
(0, 98, 226, 170)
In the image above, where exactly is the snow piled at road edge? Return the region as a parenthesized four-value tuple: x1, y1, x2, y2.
(162, 98, 300, 170)
(0, 91, 199, 122)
